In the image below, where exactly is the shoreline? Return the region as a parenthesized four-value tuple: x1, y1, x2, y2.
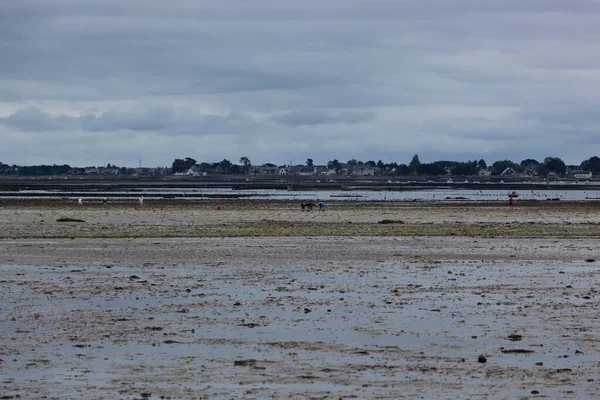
(1, 199, 600, 239)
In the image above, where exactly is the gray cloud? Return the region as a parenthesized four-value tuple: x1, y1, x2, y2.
(1, 107, 70, 131)
(0, 106, 261, 138)
(1, 0, 600, 166)
(272, 110, 375, 126)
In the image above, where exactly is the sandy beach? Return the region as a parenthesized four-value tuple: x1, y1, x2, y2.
(2, 199, 600, 399)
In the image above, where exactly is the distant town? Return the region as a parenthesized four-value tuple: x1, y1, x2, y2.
(1, 155, 600, 180)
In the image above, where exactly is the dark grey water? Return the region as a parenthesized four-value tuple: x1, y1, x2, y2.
(6, 186, 600, 201)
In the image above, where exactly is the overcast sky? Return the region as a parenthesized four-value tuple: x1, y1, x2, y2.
(2, 0, 600, 167)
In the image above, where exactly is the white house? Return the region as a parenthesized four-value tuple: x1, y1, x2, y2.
(574, 170, 592, 179)
(314, 166, 331, 175)
(254, 165, 278, 175)
(174, 166, 200, 176)
(501, 167, 518, 176)
(296, 166, 316, 176)
(353, 166, 376, 176)
(186, 167, 200, 176)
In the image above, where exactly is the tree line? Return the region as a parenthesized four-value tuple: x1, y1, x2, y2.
(3, 155, 600, 176)
(171, 155, 600, 176)
(0, 162, 167, 176)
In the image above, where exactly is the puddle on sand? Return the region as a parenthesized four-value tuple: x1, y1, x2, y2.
(2, 261, 600, 399)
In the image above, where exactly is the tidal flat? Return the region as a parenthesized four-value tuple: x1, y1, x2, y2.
(1, 200, 600, 399)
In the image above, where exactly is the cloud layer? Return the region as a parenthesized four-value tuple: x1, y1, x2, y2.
(2, 0, 600, 167)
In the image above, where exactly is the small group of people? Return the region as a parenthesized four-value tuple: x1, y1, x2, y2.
(301, 201, 325, 211)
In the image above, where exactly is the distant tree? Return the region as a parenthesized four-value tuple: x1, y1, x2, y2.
(327, 159, 341, 172)
(395, 163, 411, 175)
(197, 162, 212, 171)
(580, 156, 600, 173)
(477, 159, 487, 170)
(55, 164, 71, 175)
(435, 161, 459, 169)
(171, 157, 196, 173)
(219, 159, 233, 174)
(18, 164, 71, 176)
(536, 163, 548, 177)
(409, 154, 421, 173)
(520, 159, 539, 175)
(365, 160, 376, 167)
(229, 164, 242, 174)
(306, 158, 313, 167)
(376, 160, 385, 169)
(347, 159, 358, 166)
(451, 160, 479, 176)
(544, 157, 566, 175)
(520, 159, 539, 168)
(263, 163, 277, 167)
(172, 159, 186, 173)
(417, 162, 446, 175)
(239, 156, 251, 166)
(490, 160, 521, 175)
(239, 156, 251, 173)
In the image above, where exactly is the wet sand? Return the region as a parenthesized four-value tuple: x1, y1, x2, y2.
(3, 198, 600, 239)
(1, 200, 600, 399)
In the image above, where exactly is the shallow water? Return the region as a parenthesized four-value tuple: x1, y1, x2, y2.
(6, 186, 600, 201)
(2, 256, 600, 399)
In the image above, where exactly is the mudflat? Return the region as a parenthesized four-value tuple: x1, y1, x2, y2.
(2, 198, 600, 239)
(1, 199, 600, 399)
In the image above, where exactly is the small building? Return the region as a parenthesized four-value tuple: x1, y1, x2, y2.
(174, 167, 198, 176)
(573, 170, 592, 179)
(185, 167, 201, 176)
(501, 167, 518, 176)
(353, 166, 375, 176)
(296, 166, 316, 176)
(254, 165, 279, 175)
(84, 167, 100, 174)
(314, 166, 330, 175)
